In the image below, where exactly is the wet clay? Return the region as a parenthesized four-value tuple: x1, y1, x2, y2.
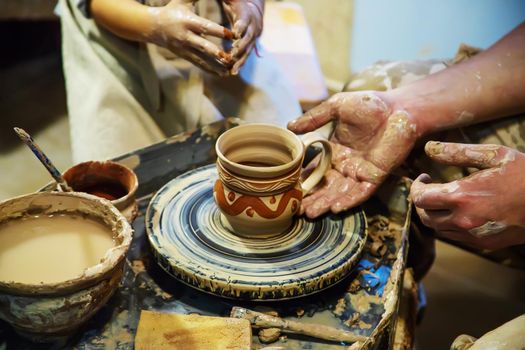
(0, 214, 115, 284)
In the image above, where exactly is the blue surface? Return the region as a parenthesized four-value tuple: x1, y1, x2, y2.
(355, 260, 392, 296)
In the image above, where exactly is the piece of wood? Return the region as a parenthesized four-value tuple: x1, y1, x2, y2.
(135, 310, 252, 350)
(392, 268, 418, 350)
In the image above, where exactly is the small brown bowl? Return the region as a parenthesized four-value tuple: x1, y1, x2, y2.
(62, 161, 138, 223)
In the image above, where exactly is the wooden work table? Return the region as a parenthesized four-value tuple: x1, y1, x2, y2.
(0, 119, 413, 349)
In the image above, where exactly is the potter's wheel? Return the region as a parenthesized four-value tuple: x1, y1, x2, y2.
(145, 165, 367, 300)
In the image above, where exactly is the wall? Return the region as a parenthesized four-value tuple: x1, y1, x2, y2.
(289, 0, 354, 91)
(351, 0, 525, 72)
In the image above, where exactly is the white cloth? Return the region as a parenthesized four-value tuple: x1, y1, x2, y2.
(451, 314, 525, 350)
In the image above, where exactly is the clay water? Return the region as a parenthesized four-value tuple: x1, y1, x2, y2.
(0, 213, 115, 284)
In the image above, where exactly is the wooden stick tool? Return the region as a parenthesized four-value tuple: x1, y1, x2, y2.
(230, 307, 367, 344)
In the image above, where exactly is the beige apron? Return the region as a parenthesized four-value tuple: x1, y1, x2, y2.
(59, 0, 301, 162)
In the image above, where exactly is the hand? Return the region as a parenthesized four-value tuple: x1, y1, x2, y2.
(411, 141, 525, 250)
(151, 0, 234, 75)
(222, 0, 264, 74)
(287, 91, 419, 218)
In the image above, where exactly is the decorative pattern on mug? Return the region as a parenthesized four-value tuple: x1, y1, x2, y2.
(216, 162, 300, 194)
(214, 181, 302, 219)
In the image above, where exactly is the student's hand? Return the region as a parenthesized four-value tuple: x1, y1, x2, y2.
(288, 91, 419, 218)
(222, 0, 264, 74)
(152, 0, 234, 75)
(411, 142, 525, 249)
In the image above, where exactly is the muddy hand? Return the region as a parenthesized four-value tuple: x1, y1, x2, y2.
(411, 141, 525, 249)
(222, 0, 264, 74)
(150, 0, 234, 75)
(287, 91, 418, 218)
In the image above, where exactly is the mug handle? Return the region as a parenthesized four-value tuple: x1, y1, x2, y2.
(300, 132, 332, 195)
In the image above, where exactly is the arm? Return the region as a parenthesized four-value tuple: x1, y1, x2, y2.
(287, 21, 525, 219)
(398, 23, 525, 249)
(411, 142, 525, 249)
(90, 0, 234, 75)
(391, 21, 525, 137)
(288, 21, 525, 248)
(90, 0, 156, 43)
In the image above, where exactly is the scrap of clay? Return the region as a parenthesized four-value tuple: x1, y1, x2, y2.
(357, 320, 372, 330)
(135, 310, 252, 350)
(253, 307, 279, 318)
(368, 240, 387, 257)
(344, 313, 360, 327)
(258, 328, 281, 344)
(348, 278, 361, 293)
(333, 297, 347, 317)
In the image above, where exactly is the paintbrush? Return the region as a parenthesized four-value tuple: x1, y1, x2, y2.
(14, 127, 73, 192)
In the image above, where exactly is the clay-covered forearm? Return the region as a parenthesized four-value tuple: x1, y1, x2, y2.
(90, 0, 157, 43)
(390, 21, 525, 137)
(89, 0, 234, 75)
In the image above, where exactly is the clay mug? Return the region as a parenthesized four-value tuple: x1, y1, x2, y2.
(213, 123, 332, 236)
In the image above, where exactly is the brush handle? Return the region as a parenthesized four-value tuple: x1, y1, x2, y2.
(14, 127, 72, 192)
